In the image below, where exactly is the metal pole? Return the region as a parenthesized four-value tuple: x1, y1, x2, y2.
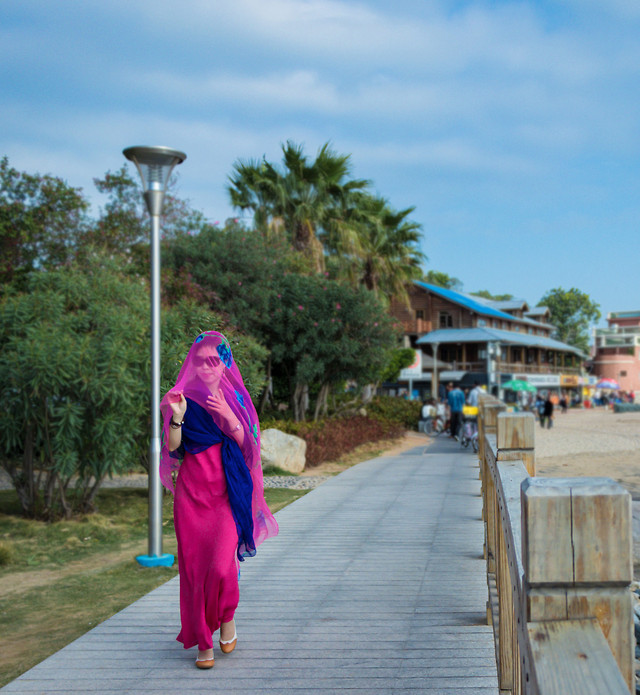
(148, 210, 163, 558)
(123, 146, 185, 569)
(136, 188, 173, 567)
(432, 343, 440, 400)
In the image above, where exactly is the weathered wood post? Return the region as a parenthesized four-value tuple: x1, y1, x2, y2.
(482, 401, 506, 574)
(497, 412, 535, 476)
(495, 412, 535, 692)
(521, 477, 634, 693)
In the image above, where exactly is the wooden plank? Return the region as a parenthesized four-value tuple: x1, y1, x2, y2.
(497, 413, 535, 450)
(0, 446, 501, 694)
(569, 479, 632, 584)
(521, 478, 574, 584)
(522, 476, 632, 585)
(527, 588, 635, 691)
(497, 511, 514, 689)
(495, 460, 528, 595)
(522, 476, 634, 692)
(526, 619, 629, 695)
(485, 403, 506, 430)
(497, 412, 535, 476)
(484, 433, 498, 574)
(486, 433, 497, 458)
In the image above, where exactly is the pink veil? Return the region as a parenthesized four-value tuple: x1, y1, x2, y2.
(160, 331, 278, 549)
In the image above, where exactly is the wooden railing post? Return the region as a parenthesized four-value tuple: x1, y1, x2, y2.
(497, 412, 535, 476)
(482, 402, 506, 574)
(521, 478, 634, 693)
(494, 412, 535, 692)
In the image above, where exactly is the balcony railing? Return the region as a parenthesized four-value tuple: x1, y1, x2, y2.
(444, 361, 580, 375)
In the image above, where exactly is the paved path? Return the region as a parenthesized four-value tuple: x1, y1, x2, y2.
(2, 438, 498, 694)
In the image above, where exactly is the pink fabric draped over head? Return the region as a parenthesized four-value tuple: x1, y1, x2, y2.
(160, 331, 278, 549)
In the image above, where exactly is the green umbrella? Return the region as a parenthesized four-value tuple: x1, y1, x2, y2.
(502, 379, 537, 392)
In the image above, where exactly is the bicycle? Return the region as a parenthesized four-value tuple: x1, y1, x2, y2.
(459, 416, 478, 452)
(423, 415, 447, 436)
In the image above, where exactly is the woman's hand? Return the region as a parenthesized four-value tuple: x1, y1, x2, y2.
(205, 391, 245, 447)
(169, 392, 187, 421)
(167, 392, 186, 452)
(205, 391, 239, 430)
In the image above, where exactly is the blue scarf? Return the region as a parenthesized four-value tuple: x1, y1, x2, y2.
(172, 398, 255, 561)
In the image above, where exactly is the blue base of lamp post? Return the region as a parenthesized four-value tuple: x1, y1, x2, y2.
(136, 553, 175, 568)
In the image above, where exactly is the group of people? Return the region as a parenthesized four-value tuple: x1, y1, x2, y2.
(534, 393, 555, 428)
(419, 381, 482, 439)
(590, 390, 635, 407)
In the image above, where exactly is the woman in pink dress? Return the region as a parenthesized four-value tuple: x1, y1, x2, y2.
(160, 331, 278, 669)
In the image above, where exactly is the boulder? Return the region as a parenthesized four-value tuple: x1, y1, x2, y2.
(260, 429, 307, 474)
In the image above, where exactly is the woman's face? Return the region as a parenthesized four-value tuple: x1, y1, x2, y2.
(193, 345, 225, 389)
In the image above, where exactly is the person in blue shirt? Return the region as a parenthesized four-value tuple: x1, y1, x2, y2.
(447, 382, 465, 439)
(467, 381, 481, 407)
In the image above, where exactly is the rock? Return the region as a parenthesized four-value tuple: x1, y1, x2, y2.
(260, 429, 307, 474)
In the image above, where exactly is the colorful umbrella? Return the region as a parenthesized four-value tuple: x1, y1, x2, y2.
(596, 378, 620, 390)
(502, 379, 537, 392)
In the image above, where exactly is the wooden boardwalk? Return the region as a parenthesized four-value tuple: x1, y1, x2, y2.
(1, 438, 498, 694)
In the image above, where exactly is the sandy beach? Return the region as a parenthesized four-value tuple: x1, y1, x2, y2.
(534, 407, 640, 496)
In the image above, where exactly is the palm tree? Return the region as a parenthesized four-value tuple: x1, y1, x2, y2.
(228, 141, 368, 272)
(328, 192, 426, 305)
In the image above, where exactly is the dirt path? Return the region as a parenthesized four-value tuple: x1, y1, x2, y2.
(0, 539, 176, 598)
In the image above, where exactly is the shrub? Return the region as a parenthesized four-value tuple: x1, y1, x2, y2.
(0, 256, 266, 519)
(263, 415, 403, 468)
(367, 396, 422, 430)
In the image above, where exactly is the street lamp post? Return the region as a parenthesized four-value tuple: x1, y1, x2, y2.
(123, 146, 186, 568)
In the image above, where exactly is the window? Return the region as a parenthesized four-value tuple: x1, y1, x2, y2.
(416, 310, 424, 320)
(620, 370, 627, 377)
(477, 319, 486, 327)
(439, 312, 453, 328)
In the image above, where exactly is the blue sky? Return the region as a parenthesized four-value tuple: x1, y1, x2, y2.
(2, 0, 639, 323)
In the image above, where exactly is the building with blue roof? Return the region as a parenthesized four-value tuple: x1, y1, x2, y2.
(389, 282, 584, 397)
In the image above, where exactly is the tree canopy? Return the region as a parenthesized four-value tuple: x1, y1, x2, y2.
(537, 287, 601, 353)
(471, 290, 515, 301)
(262, 273, 399, 419)
(422, 270, 462, 290)
(227, 142, 425, 303)
(0, 156, 89, 285)
(228, 141, 369, 272)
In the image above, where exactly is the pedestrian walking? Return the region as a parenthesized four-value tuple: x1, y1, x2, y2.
(541, 393, 554, 429)
(161, 331, 278, 669)
(447, 382, 465, 439)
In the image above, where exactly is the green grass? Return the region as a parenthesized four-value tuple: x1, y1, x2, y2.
(262, 464, 299, 477)
(0, 488, 174, 574)
(0, 484, 308, 687)
(263, 487, 308, 512)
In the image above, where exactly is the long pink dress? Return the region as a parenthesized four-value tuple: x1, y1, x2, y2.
(174, 443, 239, 650)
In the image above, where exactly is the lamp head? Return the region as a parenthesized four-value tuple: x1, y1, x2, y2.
(123, 146, 186, 215)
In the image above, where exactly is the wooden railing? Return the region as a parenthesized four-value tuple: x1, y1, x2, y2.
(477, 393, 634, 694)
